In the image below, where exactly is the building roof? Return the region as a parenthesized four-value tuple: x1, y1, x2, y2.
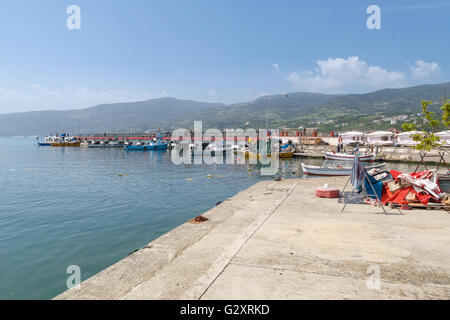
(340, 131, 364, 137)
(366, 131, 394, 136)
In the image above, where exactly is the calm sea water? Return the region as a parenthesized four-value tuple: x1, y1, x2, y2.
(0, 137, 424, 299)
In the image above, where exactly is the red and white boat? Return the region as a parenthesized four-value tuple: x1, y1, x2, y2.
(324, 152, 376, 162)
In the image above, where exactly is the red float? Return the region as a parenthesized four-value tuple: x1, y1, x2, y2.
(315, 185, 340, 198)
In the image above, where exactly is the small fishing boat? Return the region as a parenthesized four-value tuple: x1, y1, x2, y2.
(36, 136, 53, 146)
(50, 134, 81, 147)
(87, 141, 106, 148)
(324, 152, 376, 162)
(124, 137, 168, 151)
(51, 140, 81, 147)
(124, 143, 168, 150)
(244, 151, 294, 159)
(107, 141, 124, 148)
(301, 162, 385, 176)
(203, 141, 234, 156)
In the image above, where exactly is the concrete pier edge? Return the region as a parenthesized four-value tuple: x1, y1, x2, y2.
(56, 177, 450, 300)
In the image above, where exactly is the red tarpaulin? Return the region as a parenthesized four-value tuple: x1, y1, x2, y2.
(381, 170, 442, 205)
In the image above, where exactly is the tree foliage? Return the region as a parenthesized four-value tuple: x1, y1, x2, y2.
(401, 100, 449, 152)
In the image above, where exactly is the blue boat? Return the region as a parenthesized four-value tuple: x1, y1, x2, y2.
(124, 143, 168, 151)
(36, 136, 52, 146)
(124, 134, 168, 151)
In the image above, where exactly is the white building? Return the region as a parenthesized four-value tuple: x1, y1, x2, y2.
(436, 131, 450, 145)
(340, 131, 364, 146)
(396, 131, 421, 146)
(365, 131, 395, 146)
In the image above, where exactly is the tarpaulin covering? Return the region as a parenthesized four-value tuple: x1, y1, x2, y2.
(381, 170, 443, 205)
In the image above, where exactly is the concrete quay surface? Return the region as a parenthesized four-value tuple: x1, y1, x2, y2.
(56, 177, 450, 300)
(295, 145, 450, 165)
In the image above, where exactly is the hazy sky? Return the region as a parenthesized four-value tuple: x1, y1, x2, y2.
(0, 0, 448, 114)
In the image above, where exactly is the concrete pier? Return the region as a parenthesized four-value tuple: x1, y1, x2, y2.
(295, 145, 450, 165)
(56, 177, 450, 300)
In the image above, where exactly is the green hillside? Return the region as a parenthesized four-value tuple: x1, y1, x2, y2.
(0, 83, 448, 136)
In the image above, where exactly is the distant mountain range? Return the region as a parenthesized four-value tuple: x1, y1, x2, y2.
(0, 82, 449, 136)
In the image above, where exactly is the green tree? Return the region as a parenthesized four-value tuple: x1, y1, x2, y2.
(402, 99, 449, 152)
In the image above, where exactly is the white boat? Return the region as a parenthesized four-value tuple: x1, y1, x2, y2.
(106, 141, 124, 148)
(301, 162, 385, 176)
(85, 140, 124, 148)
(88, 141, 106, 148)
(204, 141, 232, 155)
(37, 135, 58, 146)
(324, 152, 376, 162)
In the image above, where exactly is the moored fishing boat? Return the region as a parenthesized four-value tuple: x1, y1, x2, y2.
(51, 141, 81, 147)
(124, 143, 168, 150)
(36, 136, 54, 146)
(50, 134, 81, 147)
(244, 151, 294, 159)
(324, 152, 376, 162)
(107, 140, 124, 148)
(124, 135, 168, 151)
(87, 141, 106, 148)
(301, 162, 385, 176)
(84, 140, 125, 148)
(203, 141, 234, 156)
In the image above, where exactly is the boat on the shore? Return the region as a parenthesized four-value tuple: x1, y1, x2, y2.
(324, 152, 376, 162)
(301, 162, 385, 176)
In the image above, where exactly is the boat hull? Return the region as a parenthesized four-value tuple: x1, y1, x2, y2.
(38, 142, 51, 146)
(245, 152, 294, 159)
(324, 152, 375, 162)
(301, 162, 385, 176)
(51, 142, 81, 147)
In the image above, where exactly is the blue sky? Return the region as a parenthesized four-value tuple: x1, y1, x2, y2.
(0, 0, 448, 114)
